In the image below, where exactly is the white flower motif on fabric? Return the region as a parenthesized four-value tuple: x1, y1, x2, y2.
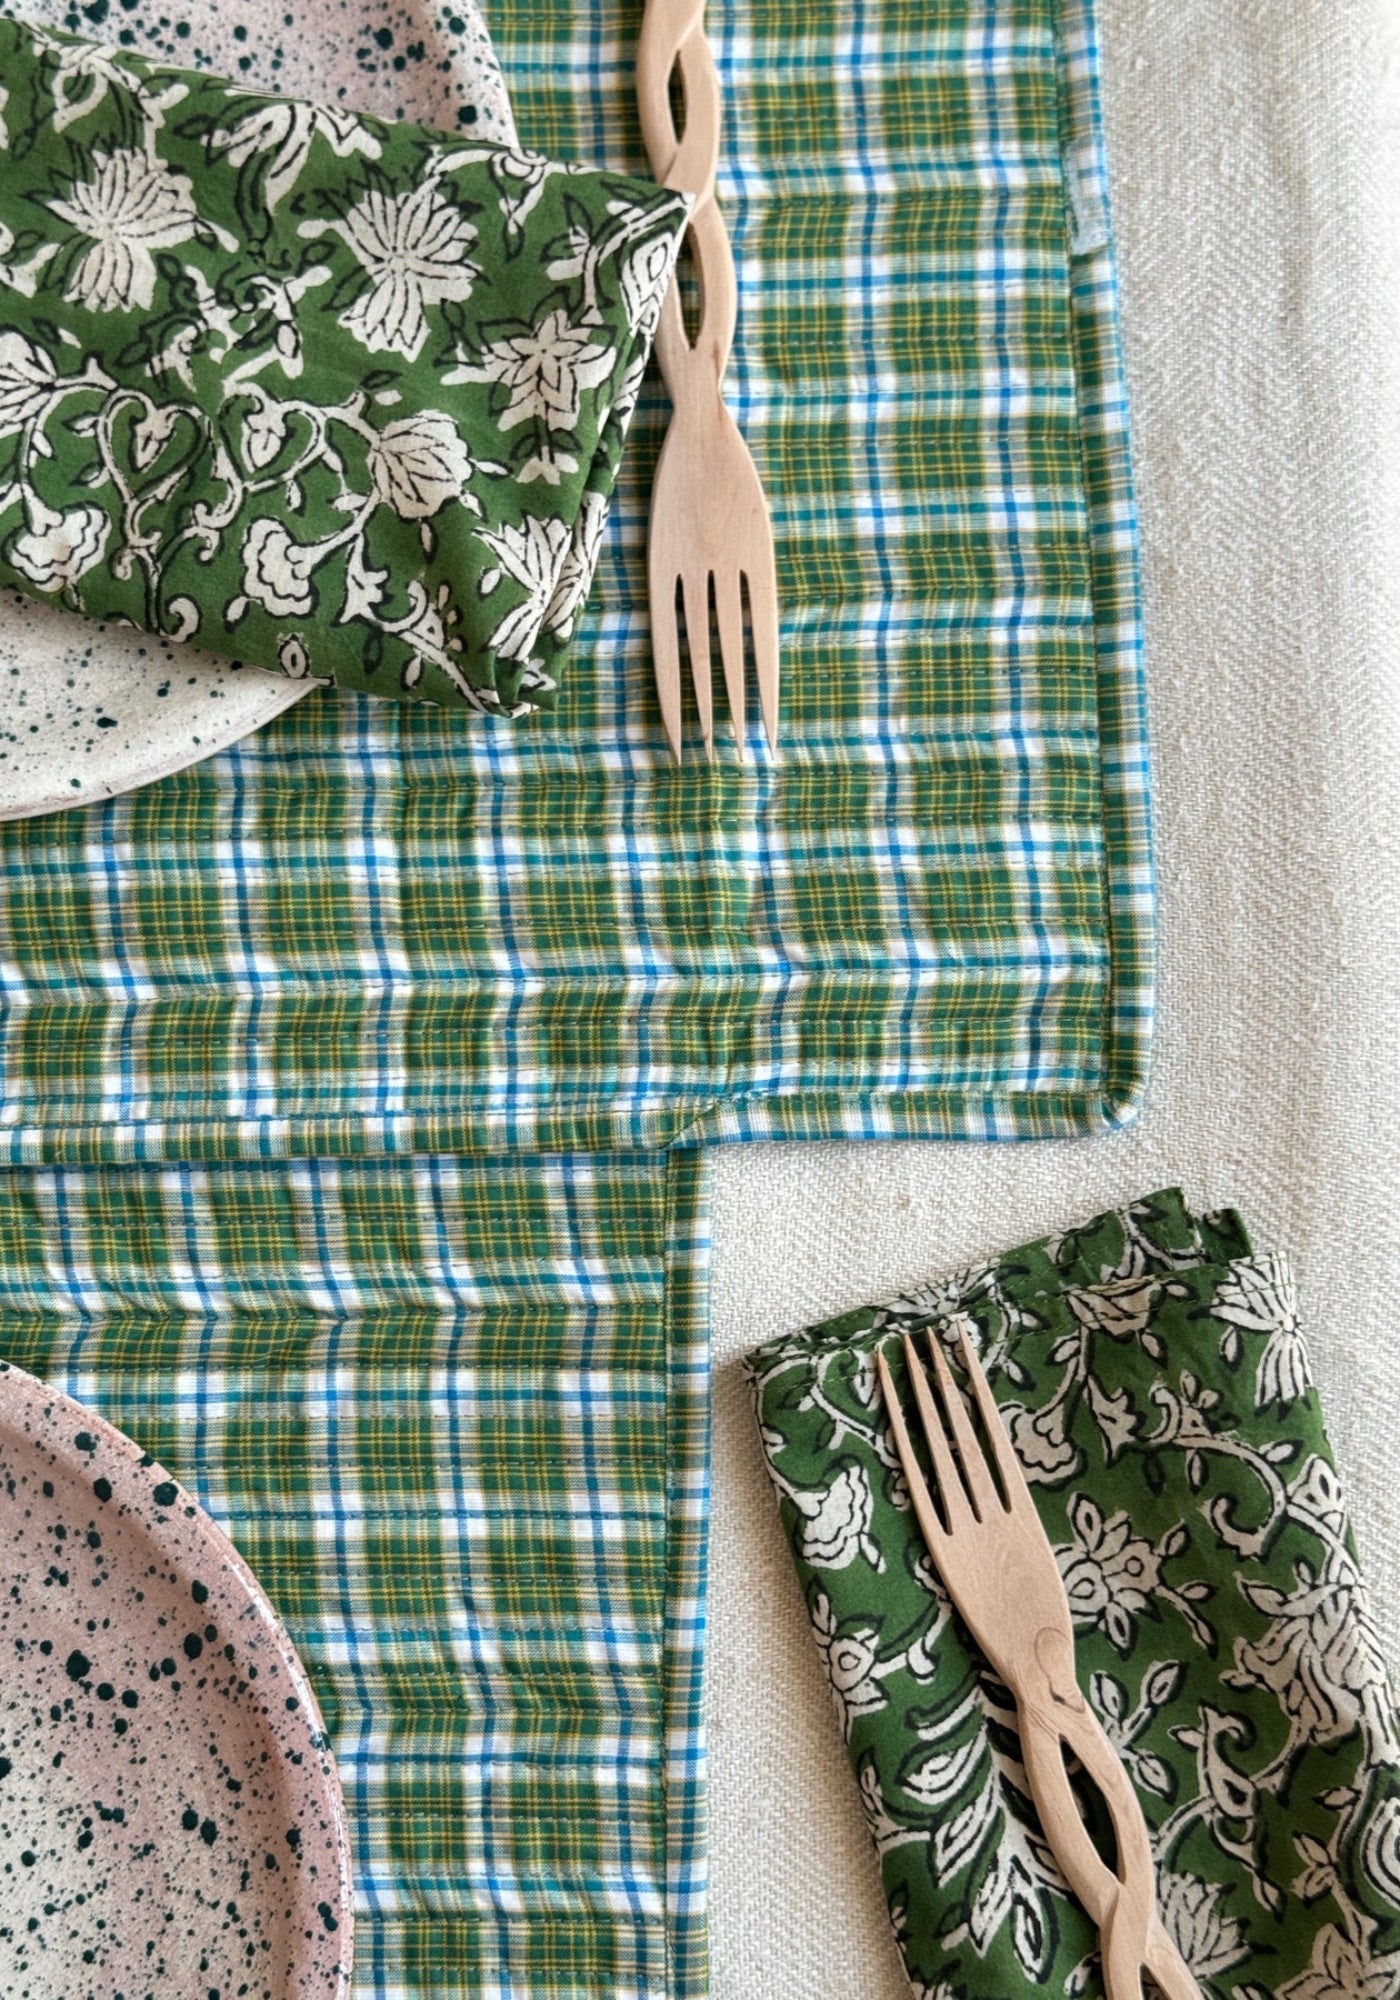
(1276, 1924, 1400, 2000)
(1055, 1492, 1160, 1651)
(367, 411, 476, 520)
(8, 498, 108, 589)
(240, 517, 320, 619)
(545, 190, 688, 334)
(1212, 1256, 1312, 1408)
(1002, 1396, 1079, 1483)
(301, 183, 481, 362)
(618, 222, 681, 339)
(490, 151, 552, 235)
(810, 1592, 887, 1741)
(46, 37, 126, 132)
(211, 98, 381, 214)
(544, 489, 607, 640)
(0, 332, 61, 438)
(475, 514, 572, 663)
(27, 30, 181, 136)
(480, 149, 557, 239)
(48, 149, 200, 314)
(448, 307, 616, 438)
(129, 402, 186, 472)
(1228, 1555, 1397, 1757)
(1066, 1276, 1156, 1342)
(240, 400, 291, 474)
(1156, 1872, 1249, 1981)
(794, 1461, 882, 1572)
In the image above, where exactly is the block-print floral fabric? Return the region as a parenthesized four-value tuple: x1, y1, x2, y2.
(0, 15, 689, 710)
(747, 1193, 1400, 1999)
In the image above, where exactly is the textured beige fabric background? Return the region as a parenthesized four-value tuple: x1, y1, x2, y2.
(705, 5, 1400, 1994)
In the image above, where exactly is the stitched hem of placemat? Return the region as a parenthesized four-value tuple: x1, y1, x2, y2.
(1052, 0, 1154, 1133)
(0, 1079, 1135, 1164)
(660, 1149, 712, 2000)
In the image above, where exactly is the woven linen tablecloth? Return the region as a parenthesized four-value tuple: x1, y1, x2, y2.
(0, 0, 1150, 1994)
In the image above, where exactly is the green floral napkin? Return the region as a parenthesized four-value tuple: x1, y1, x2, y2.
(746, 1193, 1400, 2000)
(0, 15, 689, 711)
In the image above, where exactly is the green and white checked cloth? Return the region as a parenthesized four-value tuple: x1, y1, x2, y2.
(0, 0, 1149, 1162)
(0, 1149, 711, 1999)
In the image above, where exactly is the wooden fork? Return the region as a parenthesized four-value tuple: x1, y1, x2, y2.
(637, 0, 779, 762)
(876, 1322, 1202, 2000)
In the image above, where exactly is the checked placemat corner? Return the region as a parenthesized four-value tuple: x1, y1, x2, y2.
(0, 1148, 712, 2000)
(0, 0, 1149, 1164)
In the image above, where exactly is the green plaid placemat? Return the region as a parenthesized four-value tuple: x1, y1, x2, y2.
(0, 1148, 712, 1999)
(0, 0, 1149, 1163)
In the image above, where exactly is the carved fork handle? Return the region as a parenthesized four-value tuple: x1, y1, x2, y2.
(1018, 1693, 1201, 2000)
(636, 0, 737, 406)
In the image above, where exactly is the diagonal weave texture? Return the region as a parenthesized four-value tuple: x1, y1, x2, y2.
(0, 1148, 712, 1999)
(0, 0, 1149, 1164)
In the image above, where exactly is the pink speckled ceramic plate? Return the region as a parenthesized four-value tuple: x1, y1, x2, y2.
(0, 1361, 353, 2000)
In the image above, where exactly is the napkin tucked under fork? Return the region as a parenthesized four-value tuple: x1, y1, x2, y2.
(746, 1191, 1400, 2000)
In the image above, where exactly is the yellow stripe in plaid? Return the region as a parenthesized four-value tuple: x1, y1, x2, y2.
(0, 1150, 711, 2000)
(0, 0, 1149, 1163)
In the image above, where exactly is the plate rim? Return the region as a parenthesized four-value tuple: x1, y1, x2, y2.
(0, 668, 316, 824)
(0, 1355, 355, 1996)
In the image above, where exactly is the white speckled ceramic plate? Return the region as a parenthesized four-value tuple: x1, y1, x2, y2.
(0, 594, 316, 821)
(0, 1360, 354, 2000)
(0, 0, 518, 821)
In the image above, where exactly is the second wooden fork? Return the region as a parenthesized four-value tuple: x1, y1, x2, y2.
(877, 1321, 1202, 2000)
(636, 0, 779, 762)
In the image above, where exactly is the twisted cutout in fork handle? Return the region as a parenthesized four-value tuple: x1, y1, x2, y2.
(637, 0, 779, 759)
(1018, 1677, 1200, 2000)
(636, 0, 733, 389)
(877, 1334, 1201, 2000)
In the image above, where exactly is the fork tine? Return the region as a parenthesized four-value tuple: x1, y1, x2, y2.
(952, 1321, 1023, 1518)
(876, 1347, 948, 1553)
(745, 557, 780, 753)
(901, 1334, 973, 1531)
(715, 571, 747, 760)
(650, 566, 685, 764)
(682, 570, 714, 763)
(924, 1330, 1001, 1523)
